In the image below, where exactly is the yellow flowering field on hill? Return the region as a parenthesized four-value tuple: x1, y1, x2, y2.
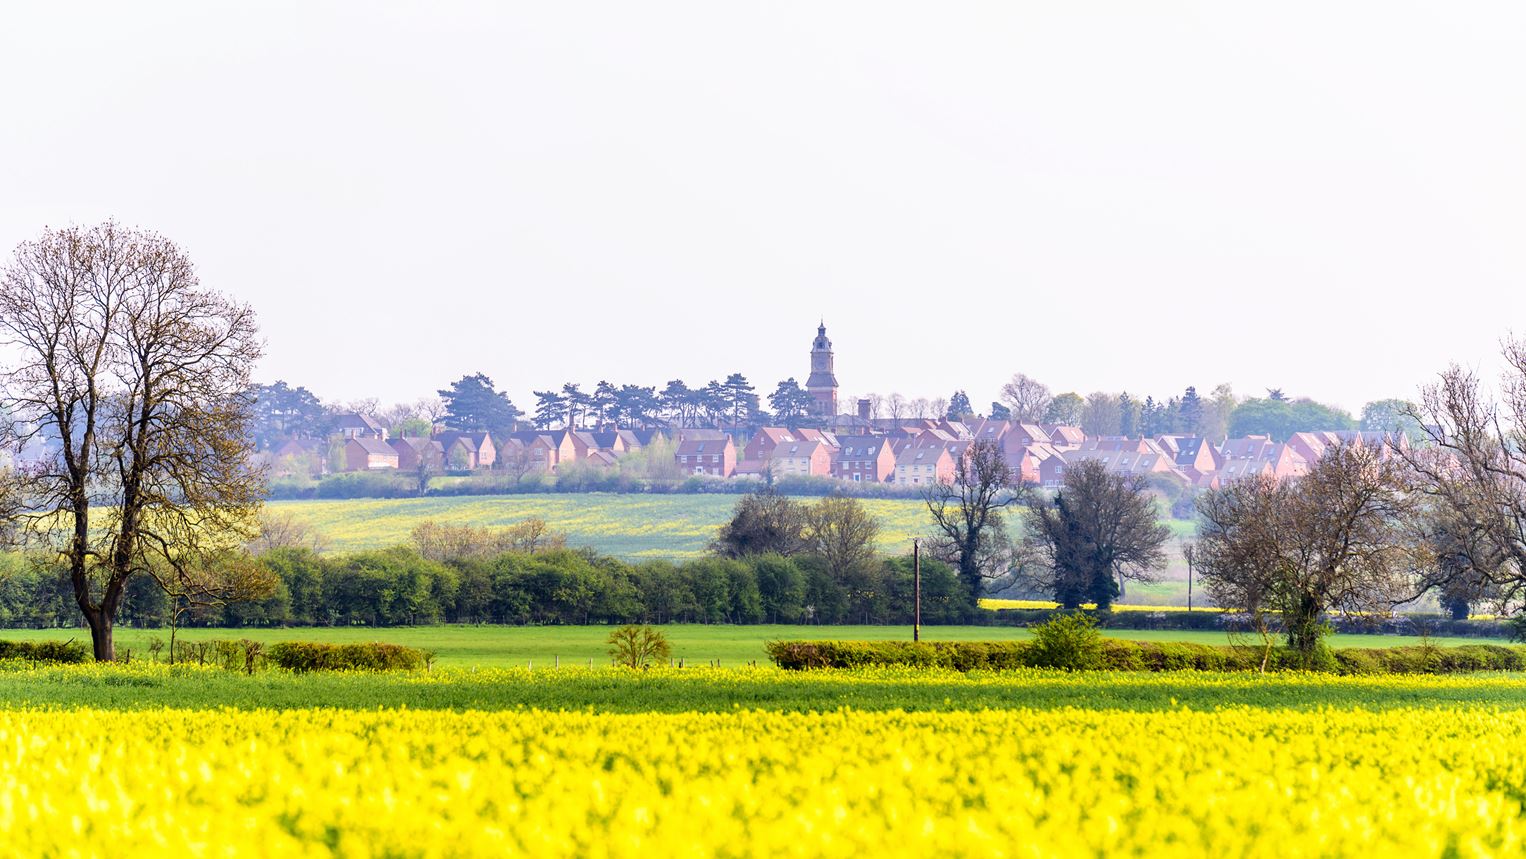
(269, 493, 932, 558)
(4, 703, 1526, 857)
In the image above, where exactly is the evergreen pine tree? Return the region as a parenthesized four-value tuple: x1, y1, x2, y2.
(1179, 386, 1204, 436)
(947, 390, 973, 420)
(1118, 392, 1137, 438)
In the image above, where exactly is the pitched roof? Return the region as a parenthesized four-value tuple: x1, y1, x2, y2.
(836, 437, 892, 462)
(585, 449, 619, 466)
(896, 444, 953, 466)
(433, 430, 492, 448)
(771, 440, 827, 459)
(589, 431, 624, 450)
(333, 412, 383, 431)
(677, 437, 732, 456)
(1042, 425, 1086, 446)
(348, 437, 396, 456)
(390, 437, 442, 454)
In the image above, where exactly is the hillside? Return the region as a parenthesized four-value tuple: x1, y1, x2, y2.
(268, 493, 934, 559)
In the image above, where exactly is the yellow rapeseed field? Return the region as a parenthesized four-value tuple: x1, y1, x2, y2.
(979, 598, 1225, 612)
(4, 703, 1526, 857)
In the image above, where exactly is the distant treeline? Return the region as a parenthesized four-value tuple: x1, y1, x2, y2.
(0, 546, 973, 630)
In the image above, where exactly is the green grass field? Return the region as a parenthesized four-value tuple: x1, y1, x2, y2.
(270, 493, 934, 559)
(269, 492, 1205, 603)
(1, 624, 1508, 668)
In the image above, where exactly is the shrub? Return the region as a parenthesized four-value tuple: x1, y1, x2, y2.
(766, 639, 1526, 675)
(0, 639, 88, 663)
(764, 640, 1031, 671)
(1026, 613, 1105, 670)
(265, 641, 429, 672)
(608, 625, 672, 669)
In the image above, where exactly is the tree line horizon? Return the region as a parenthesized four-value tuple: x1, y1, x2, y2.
(252, 371, 1418, 452)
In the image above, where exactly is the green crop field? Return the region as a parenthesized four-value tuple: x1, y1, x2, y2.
(1, 624, 1506, 669)
(270, 493, 934, 558)
(268, 492, 1203, 602)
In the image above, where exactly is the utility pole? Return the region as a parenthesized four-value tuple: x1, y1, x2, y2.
(1183, 543, 1195, 612)
(913, 538, 922, 642)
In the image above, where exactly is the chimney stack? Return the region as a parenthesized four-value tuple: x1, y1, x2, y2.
(857, 398, 871, 421)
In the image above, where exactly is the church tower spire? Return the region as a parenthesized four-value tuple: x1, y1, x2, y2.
(806, 322, 838, 418)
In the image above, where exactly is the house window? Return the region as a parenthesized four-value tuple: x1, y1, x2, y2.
(853, 474, 861, 482)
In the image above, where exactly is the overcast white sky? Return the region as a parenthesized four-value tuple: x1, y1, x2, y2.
(2, 2, 1522, 414)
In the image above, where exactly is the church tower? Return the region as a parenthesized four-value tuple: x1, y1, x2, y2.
(806, 321, 838, 417)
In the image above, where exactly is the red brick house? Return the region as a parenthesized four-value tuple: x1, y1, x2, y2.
(273, 438, 327, 477)
(390, 437, 444, 471)
(768, 440, 834, 478)
(676, 437, 736, 477)
(833, 437, 896, 483)
(1042, 425, 1086, 450)
(1216, 439, 1308, 483)
(433, 431, 496, 469)
(344, 437, 399, 471)
(1156, 435, 1223, 481)
(744, 428, 797, 462)
(1005, 442, 1061, 486)
(894, 441, 955, 486)
(502, 435, 557, 473)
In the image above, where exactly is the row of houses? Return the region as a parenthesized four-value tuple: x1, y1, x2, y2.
(678, 420, 1408, 490)
(270, 413, 668, 476)
(270, 411, 1405, 491)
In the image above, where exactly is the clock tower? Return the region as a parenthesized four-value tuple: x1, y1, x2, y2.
(805, 321, 838, 417)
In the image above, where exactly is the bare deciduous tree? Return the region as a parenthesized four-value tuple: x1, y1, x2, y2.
(924, 439, 1020, 605)
(1000, 373, 1052, 423)
(248, 510, 327, 555)
(804, 495, 881, 583)
(410, 518, 565, 563)
(1194, 443, 1418, 662)
(1400, 343, 1526, 608)
(867, 393, 884, 420)
(0, 222, 263, 660)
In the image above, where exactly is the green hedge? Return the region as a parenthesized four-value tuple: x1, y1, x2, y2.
(766, 640, 1526, 675)
(0, 639, 88, 663)
(984, 608, 1513, 638)
(265, 641, 429, 672)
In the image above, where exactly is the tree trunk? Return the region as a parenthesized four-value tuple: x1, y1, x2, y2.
(87, 612, 115, 661)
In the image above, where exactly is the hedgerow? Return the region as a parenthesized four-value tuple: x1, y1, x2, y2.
(765, 639, 1526, 674)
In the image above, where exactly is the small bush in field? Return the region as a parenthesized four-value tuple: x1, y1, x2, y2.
(266, 641, 427, 672)
(608, 625, 672, 669)
(1027, 613, 1105, 670)
(0, 640, 89, 663)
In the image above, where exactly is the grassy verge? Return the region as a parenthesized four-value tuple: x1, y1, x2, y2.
(0, 624, 1513, 668)
(4, 662, 1526, 712)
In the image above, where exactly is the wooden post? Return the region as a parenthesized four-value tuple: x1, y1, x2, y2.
(913, 538, 921, 643)
(1183, 544, 1195, 613)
